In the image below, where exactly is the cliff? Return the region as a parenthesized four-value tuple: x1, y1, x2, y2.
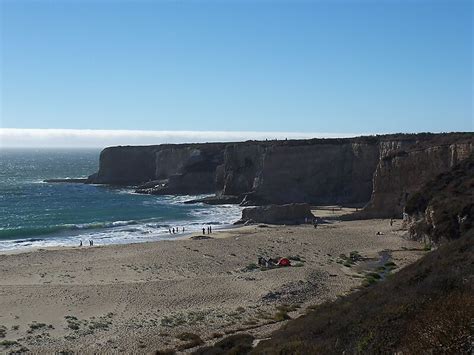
(89, 143, 227, 194)
(404, 153, 474, 245)
(223, 139, 380, 205)
(362, 134, 473, 218)
(89, 146, 159, 185)
(88, 133, 474, 217)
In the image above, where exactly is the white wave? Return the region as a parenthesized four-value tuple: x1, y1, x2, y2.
(0, 202, 243, 252)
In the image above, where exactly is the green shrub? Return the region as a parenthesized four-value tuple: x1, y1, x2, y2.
(29, 322, 47, 330)
(274, 311, 291, 322)
(0, 340, 18, 347)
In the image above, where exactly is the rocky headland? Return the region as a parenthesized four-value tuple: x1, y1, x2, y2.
(87, 133, 473, 218)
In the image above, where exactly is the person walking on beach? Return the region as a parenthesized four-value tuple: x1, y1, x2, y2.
(79, 240, 82, 247)
(202, 227, 206, 235)
(209, 225, 212, 233)
(172, 227, 175, 234)
(182, 227, 185, 233)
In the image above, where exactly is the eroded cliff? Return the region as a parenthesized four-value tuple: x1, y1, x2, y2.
(90, 146, 159, 185)
(88, 133, 474, 217)
(363, 134, 473, 218)
(89, 143, 226, 194)
(404, 153, 473, 244)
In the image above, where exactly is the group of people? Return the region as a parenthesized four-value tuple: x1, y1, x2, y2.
(169, 227, 185, 234)
(168, 225, 213, 235)
(79, 240, 94, 247)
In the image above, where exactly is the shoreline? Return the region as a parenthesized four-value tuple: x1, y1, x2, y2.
(0, 222, 243, 256)
(0, 218, 427, 353)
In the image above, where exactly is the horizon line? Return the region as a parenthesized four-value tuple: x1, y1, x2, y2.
(1, 128, 465, 149)
(0, 128, 372, 148)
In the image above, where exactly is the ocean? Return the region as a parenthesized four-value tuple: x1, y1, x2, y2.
(0, 148, 242, 252)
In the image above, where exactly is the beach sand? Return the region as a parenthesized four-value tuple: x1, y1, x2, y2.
(0, 218, 426, 353)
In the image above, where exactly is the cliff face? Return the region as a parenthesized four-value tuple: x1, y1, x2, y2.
(364, 137, 473, 218)
(221, 143, 266, 196)
(251, 142, 380, 205)
(89, 134, 474, 216)
(403, 153, 474, 245)
(151, 144, 226, 194)
(91, 146, 158, 185)
(219, 141, 380, 205)
(89, 143, 226, 193)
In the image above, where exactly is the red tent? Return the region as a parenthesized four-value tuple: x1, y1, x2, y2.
(278, 258, 291, 267)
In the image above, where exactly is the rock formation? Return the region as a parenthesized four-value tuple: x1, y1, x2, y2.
(362, 135, 473, 218)
(235, 203, 315, 225)
(90, 143, 227, 194)
(87, 133, 473, 218)
(404, 153, 473, 245)
(89, 146, 158, 185)
(224, 139, 380, 205)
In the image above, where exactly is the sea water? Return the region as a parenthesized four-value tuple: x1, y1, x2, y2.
(0, 148, 242, 251)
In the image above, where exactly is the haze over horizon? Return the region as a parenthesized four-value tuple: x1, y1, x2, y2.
(1, 0, 472, 147)
(0, 128, 365, 148)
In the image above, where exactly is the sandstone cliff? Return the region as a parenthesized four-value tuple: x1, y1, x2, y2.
(89, 143, 226, 194)
(404, 153, 473, 245)
(235, 140, 380, 205)
(88, 133, 473, 218)
(363, 134, 473, 218)
(89, 146, 159, 185)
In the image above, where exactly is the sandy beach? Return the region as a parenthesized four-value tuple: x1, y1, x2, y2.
(0, 218, 426, 353)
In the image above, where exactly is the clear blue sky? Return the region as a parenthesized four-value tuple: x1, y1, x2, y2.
(1, 0, 472, 134)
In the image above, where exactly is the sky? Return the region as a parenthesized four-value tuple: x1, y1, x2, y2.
(0, 0, 472, 147)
